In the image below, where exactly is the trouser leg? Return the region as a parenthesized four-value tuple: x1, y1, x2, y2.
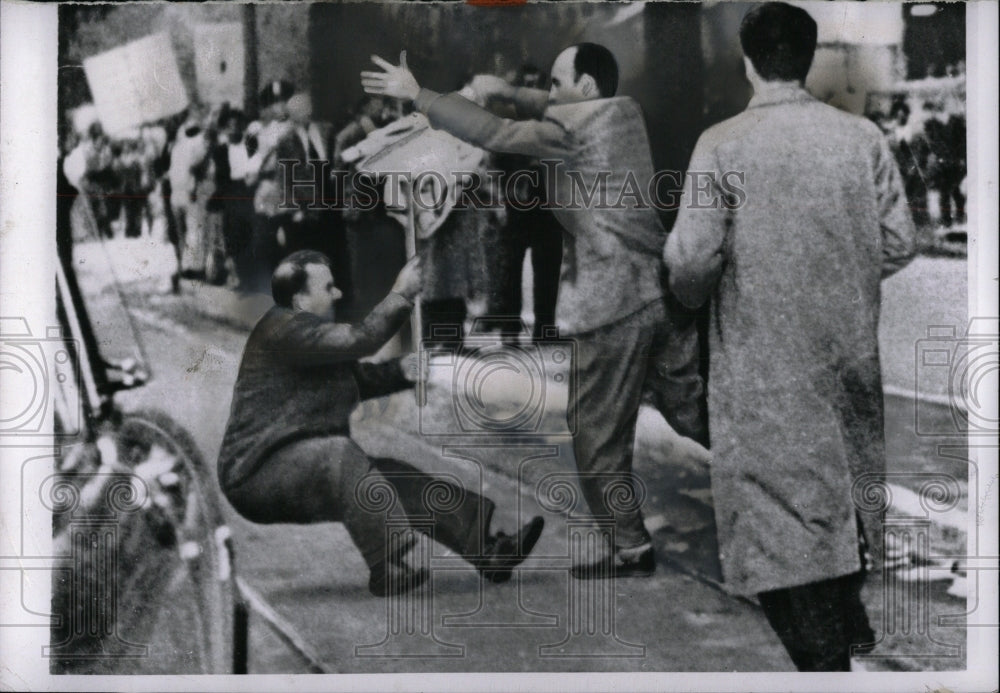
(171, 203, 188, 270)
(421, 298, 467, 345)
(122, 196, 143, 238)
(223, 437, 494, 571)
(567, 304, 660, 549)
(368, 457, 494, 558)
(643, 308, 709, 447)
(491, 220, 527, 330)
(757, 569, 872, 671)
(527, 213, 562, 339)
(938, 182, 953, 226)
(223, 437, 389, 568)
(248, 214, 279, 292)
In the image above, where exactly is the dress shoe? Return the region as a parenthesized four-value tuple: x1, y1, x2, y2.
(368, 561, 428, 597)
(473, 515, 545, 584)
(570, 543, 655, 580)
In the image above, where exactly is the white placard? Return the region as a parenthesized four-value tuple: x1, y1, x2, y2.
(82, 32, 188, 135)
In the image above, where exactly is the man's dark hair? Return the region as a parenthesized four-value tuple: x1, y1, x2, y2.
(272, 250, 332, 308)
(572, 43, 618, 98)
(739, 3, 817, 83)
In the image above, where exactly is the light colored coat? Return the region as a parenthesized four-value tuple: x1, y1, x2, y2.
(665, 85, 915, 595)
(415, 88, 666, 335)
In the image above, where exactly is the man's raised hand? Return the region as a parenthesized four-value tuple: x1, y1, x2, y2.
(361, 51, 420, 102)
(400, 352, 428, 384)
(391, 254, 423, 302)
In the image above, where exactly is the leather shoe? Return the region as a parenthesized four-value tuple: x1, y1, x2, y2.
(570, 544, 655, 580)
(368, 561, 428, 597)
(473, 516, 545, 584)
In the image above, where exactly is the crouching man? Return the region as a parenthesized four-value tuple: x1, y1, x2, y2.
(218, 250, 543, 596)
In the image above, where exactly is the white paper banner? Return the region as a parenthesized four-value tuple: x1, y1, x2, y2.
(83, 33, 188, 136)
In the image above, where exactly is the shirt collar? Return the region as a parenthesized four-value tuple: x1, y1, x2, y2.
(747, 83, 815, 110)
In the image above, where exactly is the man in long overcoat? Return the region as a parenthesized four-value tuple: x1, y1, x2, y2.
(665, 3, 915, 671)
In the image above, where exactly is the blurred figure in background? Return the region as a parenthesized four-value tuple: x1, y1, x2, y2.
(139, 122, 171, 245)
(923, 99, 966, 228)
(486, 65, 563, 342)
(275, 93, 352, 310)
(333, 95, 393, 167)
(63, 121, 117, 239)
(886, 99, 930, 229)
(114, 132, 148, 239)
(167, 111, 213, 285)
(213, 106, 255, 290)
(57, 128, 80, 254)
(245, 79, 296, 292)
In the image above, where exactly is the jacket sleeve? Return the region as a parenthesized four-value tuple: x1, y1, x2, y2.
(274, 292, 413, 365)
(664, 134, 731, 309)
(415, 89, 573, 159)
(509, 87, 549, 120)
(873, 134, 916, 279)
(353, 358, 412, 400)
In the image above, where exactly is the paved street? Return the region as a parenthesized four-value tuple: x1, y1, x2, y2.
(72, 239, 970, 673)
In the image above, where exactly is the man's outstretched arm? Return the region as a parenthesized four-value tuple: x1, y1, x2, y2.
(274, 293, 413, 366)
(353, 358, 412, 399)
(273, 255, 422, 365)
(362, 53, 572, 159)
(469, 75, 549, 120)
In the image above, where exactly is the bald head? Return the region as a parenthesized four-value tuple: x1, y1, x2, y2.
(287, 93, 313, 126)
(548, 43, 618, 105)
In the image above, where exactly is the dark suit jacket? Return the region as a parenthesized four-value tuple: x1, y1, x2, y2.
(218, 292, 413, 489)
(413, 88, 666, 335)
(276, 121, 335, 214)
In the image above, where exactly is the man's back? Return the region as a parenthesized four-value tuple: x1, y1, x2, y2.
(544, 97, 668, 333)
(679, 86, 913, 385)
(666, 83, 915, 596)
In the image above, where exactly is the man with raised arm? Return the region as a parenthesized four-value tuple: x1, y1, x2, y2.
(362, 44, 706, 579)
(218, 251, 543, 597)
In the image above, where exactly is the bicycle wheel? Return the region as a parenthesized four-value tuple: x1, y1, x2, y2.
(50, 408, 238, 674)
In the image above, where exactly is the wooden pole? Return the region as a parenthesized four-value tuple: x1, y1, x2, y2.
(404, 178, 425, 406)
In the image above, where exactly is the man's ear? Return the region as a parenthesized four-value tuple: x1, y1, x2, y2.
(290, 292, 304, 312)
(578, 73, 598, 98)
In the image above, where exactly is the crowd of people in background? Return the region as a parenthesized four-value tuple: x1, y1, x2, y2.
(869, 63, 967, 236)
(58, 70, 564, 343)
